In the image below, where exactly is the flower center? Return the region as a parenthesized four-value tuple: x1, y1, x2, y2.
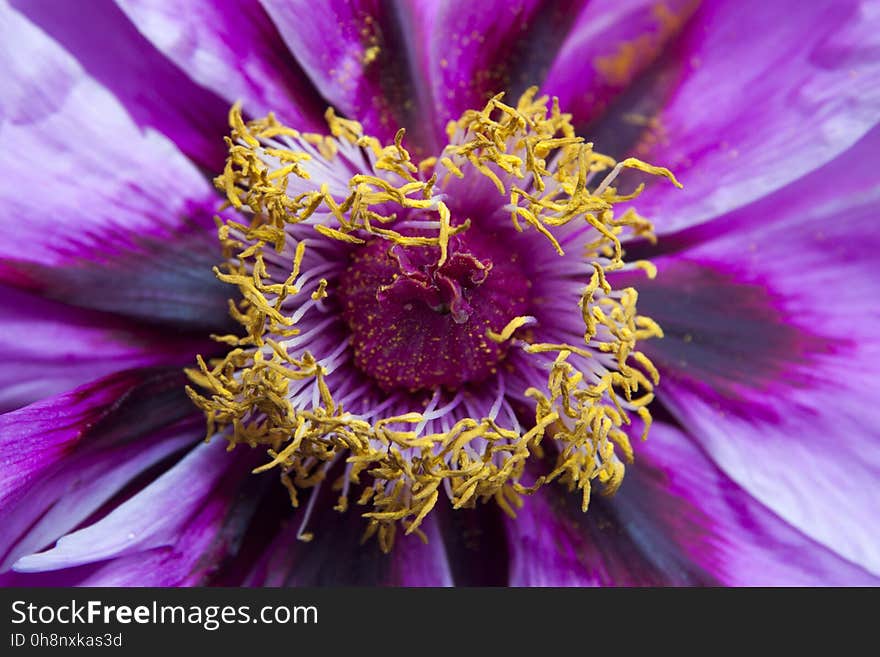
(188, 89, 682, 552)
(339, 227, 529, 391)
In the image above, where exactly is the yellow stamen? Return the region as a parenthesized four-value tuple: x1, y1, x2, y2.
(487, 315, 535, 343)
(191, 91, 678, 552)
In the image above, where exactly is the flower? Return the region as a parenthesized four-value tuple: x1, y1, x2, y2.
(1, 0, 878, 586)
(186, 92, 683, 554)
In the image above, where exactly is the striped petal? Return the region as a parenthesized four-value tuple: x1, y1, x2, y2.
(13, 439, 257, 585)
(624, 0, 880, 235)
(115, 0, 326, 130)
(620, 127, 880, 575)
(0, 3, 231, 330)
(0, 285, 212, 412)
(8, 0, 229, 170)
(0, 368, 197, 571)
(261, 0, 442, 153)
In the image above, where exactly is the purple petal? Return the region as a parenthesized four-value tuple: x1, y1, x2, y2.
(1, 423, 198, 575)
(0, 5, 231, 329)
(505, 480, 713, 586)
(5, 467, 259, 586)
(618, 129, 880, 575)
(0, 285, 212, 412)
(0, 229, 234, 332)
(0, 368, 197, 569)
(260, 0, 442, 153)
(543, 0, 698, 129)
(424, 0, 583, 145)
(245, 500, 453, 586)
(12, 438, 255, 579)
(115, 0, 326, 131)
(507, 425, 876, 586)
(624, 0, 880, 235)
(8, 0, 230, 171)
(388, 517, 454, 586)
(5, 550, 225, 587)
(623, 422, 879, 586)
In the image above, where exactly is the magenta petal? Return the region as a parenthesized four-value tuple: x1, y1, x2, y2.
(12, 439, 254, 579)
(0, 369, 197, 568)
(625, 423, 878, 586)
(11, 458, 259, 586)
(507, 423, 876, 586)
(245, 505, 453, 586)
(261, 0, 442, 153)
(4, 550, 223, 587)
(0, 5, 231, 329)
(388, 517, 454, 586)
(0, 285, 212, 412)
(505, 483, 712, 586)
(619, 129, 880, 575)
(543, 0, 697, 128)
(1, 424, 197, 575)
(424, 0, 584, 144)
(115, 0, 325, 131)
(54, 545, 236, 587)
(8, 0, 229, 171)
(626, 0, 880, 235)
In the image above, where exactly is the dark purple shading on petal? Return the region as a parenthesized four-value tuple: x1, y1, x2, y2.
(8, 0, 230, 171)
(12, 438, 260, 583)
(435, 504, 512, 586)
(0, 219, 234, 332)
(505, 475, 715, 586)
(0, 564, 99, 587)
(0, 10, 234, 330)
(543, 0, 699, 132)
(261, 0, 442, 154)
(618, 259, 828, 422)
(115, 0, 327, 131)
(0, 285, 215, 412)
(623, 422, 879, 586)
(425, 0, 584, 146)
(507, 419, 877, 585)
(0, 368, 198, 571)
(615, 127, 880, 575)
(244, 479, 453, 586)
(618, 0, 880, 235)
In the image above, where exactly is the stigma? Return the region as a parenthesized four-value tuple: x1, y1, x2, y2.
(340, 227, 529, 391)
(187, 89, 681, 552)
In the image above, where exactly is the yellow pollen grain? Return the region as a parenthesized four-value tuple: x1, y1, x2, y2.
(362, 45, 380, 64)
